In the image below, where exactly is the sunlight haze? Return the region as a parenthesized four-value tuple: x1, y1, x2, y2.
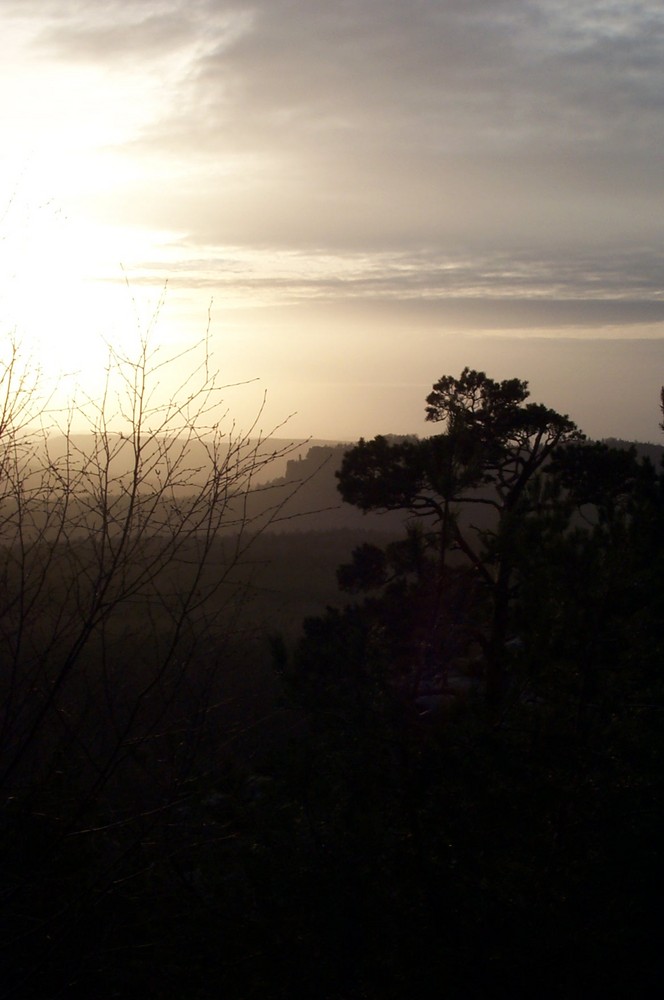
(1, 0, 663, 443)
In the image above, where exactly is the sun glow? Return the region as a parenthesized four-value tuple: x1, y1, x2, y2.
(1, 193, 190, 430)
(0, 8, 196, 405)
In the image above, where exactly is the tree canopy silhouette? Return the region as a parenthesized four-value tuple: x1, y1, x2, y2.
(337, 368, 583, 704)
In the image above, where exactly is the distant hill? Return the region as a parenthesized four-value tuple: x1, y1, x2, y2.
(17, 433, 348, 489)
(602, 438, 663, 466)
(253, 438, 423, 533)
(14, 431, 660, 536)
(246, 443, 401, 533)
(253, 434, 664, 533)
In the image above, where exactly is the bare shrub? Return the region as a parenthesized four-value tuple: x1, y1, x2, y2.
(0, 335, 299, 994)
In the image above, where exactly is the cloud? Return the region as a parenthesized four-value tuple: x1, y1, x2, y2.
(89, 0, 660, 256)
(127, 242, 664, 296)
(114, 241, 664, 335)
(169, 0, 664, 151)
(7, 0, 664, 307)
(17, 0, 664, 159)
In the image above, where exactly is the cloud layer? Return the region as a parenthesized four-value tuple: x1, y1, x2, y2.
(15, 0, 663, 255)
(2, 1, 662, 439)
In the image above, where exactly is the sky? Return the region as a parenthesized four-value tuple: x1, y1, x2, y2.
(1, 0, 663, 443)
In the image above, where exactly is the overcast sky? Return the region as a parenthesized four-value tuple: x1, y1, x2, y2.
(1, 0, 663, 441)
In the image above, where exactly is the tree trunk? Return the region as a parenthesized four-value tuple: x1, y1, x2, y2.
(485, 561, 512, 708)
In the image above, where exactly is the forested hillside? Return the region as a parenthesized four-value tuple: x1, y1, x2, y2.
(1, 357, 662, 998)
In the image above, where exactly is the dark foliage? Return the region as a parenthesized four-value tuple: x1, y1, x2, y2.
(2, 367, 662, 998)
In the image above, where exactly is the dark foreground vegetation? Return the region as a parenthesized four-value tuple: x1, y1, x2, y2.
(1, 349, 662, 998)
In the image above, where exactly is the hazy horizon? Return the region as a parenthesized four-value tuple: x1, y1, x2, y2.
(1, 1, 663, 444)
